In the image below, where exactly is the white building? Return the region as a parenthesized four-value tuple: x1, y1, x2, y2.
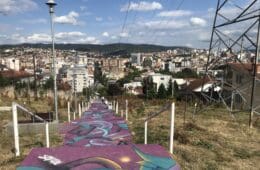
(131, 53, 142, 66)
(149, 73, 172, 91)
(2, 58, 20, 71)
(67, 66, 94, 93)
(123, 81, 143, 95)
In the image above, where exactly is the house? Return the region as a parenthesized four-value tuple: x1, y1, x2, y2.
(123, 81, 143, 95)
(148, 73, 172, 91)
(0, 64, 8, 71)
(0, 70, 33, 83)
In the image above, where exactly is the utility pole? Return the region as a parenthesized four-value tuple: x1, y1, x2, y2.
(46, 0, 58, 122)
(33, 54, 38, 101)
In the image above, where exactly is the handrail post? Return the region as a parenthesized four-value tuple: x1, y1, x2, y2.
(45, 122, 50, 148)
(78, 103, 82, 117)
(125, 99, 128, 121)
(144, 121, 148, 144)
(170, 102, 175, 154)
(12, 102, 20, 156)
(121, 110, 124, 117)
(116, 101, 118, 114)
(67, 101, 70, 122)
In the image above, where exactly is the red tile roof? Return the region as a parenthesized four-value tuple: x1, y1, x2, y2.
(0, 70, 32, 79)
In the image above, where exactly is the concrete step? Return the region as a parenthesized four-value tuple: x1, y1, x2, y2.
(18, 144, 180, 170)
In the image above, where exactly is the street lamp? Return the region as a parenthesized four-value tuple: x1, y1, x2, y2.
(46, 0, 58, 122)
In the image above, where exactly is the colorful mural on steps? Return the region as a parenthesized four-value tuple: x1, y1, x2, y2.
(18, 101, 180, 170)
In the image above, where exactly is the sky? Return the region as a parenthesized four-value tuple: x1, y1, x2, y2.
(0, 0, 258, 48)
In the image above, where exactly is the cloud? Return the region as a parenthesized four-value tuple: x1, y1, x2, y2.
(121, 1, 162, 12)
(119, 32, 129, 38)
(80, 6, 86, 11)
(111, 35, 117, 40)
(54, 11, 82, 25)
(190, 17, 207, 27)
(143, 20, 188, 30)
(15, 27, 24, 31)
(0, 0, 37, 15)
(27, 33, 51, 43)
(95, 17, 103, 22)
(22, 18, 47, 24)
(102, 32, 109, 37)
(0, 32, 100, 44)
(157, 10, 192, 17)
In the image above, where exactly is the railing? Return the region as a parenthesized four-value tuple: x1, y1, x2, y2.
(12, 102, 50, 156)
(67, 101, 88, 122)
(144, 102, 176, 154)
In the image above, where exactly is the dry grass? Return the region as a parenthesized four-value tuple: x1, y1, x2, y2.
(1, 96, 259, 169)
(118, 96, 260, 170)
(0, 97, 65, 169)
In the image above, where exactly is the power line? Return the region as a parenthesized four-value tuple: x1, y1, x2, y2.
(150, 0, 186, 45)
(118, 0, 131, 44)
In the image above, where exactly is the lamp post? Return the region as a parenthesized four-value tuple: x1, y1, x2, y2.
(46, 0, 58, 122)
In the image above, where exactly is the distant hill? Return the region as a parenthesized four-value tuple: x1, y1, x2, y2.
(0, 43, 192, 54)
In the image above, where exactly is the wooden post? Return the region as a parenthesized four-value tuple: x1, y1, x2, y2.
(170, 103, 175, 154)
(144, 121, 148, 144)
(125, 99, 128, 121)
(78, 103, 82, 117)
(67, 101, 70, 122)
(12, 102, 20, 156)
(45, 122, 50, 148)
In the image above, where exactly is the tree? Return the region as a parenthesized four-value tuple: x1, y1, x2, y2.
(43, 77, 54, 89)
(173, 68, 198, 78)
(143, 58, 152, 67)
(0, 75, 11, 87)
(107, 83, 122, 96)
(173, 81, 180, 100)
(143, 77, 156, 99)
(117, 69, 142, 87)
(157, 83, 167, 99)
(167, 79, 173, 98)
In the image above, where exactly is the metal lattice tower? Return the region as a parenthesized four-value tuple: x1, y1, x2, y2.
(203, 0, 260, 127)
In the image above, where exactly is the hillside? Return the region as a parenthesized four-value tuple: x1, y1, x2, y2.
(0, 43, 192, 54)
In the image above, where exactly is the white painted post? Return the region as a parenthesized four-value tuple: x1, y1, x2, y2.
(78, 103, 82, 117)
(121, 110, 124, 117)
(12, 102, 20, 156)
(170, 102, 175, 154)
(116, 101, 119, 115)
(113, 100, 115, 111)
(45, 122, 50, 148)
(125, 100, 128, 121)
(192, 102, 197, 119)
(73, 111, 76, 120)
(231, 91, 234, 112)
(81, 101, 84, 112)
(67, 101, 70, 122)
(144, 121, 148, 144)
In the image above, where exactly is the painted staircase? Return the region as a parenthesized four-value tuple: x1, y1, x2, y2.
(18, 101, 180, 170)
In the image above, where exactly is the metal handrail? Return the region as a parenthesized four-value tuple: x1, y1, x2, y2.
(144, 103, 171, 122)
